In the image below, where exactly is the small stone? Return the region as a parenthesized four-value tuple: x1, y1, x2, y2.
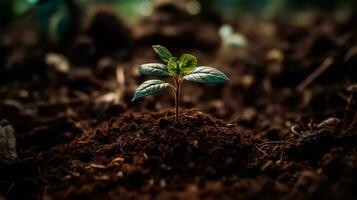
(261, 160, 274, 172)
(346, 84, 357, 92)
(86, 163, 106, 169)
(112, 156, 125, 163)
(116, 171, 124, 177)
(0, 120, 18, 163)
(317, 118, 341, 128)
(94, 175, 110, 181)
(160, 179, 167, 188)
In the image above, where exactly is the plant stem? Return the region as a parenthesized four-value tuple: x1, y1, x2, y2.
(174, 78, 181, 124)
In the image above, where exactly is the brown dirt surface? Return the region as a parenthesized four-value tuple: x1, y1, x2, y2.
(1, 109, 356, 200)
(1, 3, 357, 200)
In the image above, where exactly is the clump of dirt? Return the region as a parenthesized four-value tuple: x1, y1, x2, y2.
(9, 109, 253, 199)
(1, 109, 356, 200)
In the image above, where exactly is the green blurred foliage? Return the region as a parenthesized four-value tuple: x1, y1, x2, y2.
(1, 0, 355, 39)
(13, 0, 39, 16)
(36, 0, 70, 41)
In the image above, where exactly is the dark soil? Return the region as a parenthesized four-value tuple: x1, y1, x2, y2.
(1, 2, 357, 200)
(1, 109, 356, 200)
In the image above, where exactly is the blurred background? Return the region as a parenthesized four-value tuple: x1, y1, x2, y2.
(1, 0, 356, 52)
(1, 0, 356, 42)
(0, 0, 356, 127)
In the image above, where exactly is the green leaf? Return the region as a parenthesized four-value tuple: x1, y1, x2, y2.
(183, 66, 230, 83)
(167, 58, 179, 76)
(178, 54, 197, 74)
(132, 80, 170, 101)
(139, 63, 170, 76)
(152, 45, 172, 63)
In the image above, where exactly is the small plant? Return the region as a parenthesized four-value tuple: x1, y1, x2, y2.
(132, 45, 229, 123)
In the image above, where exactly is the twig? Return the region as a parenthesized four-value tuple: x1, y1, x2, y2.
(258, 136, 296, 147)
(272, 145, 281, 153)
(296, 57, 334, 92)
(255, 144, 268, 159)
(290, 125, 303, 137)
(344, 45, 357, 62)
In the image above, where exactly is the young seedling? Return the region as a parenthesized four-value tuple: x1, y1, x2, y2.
(132, 45, 229, 124)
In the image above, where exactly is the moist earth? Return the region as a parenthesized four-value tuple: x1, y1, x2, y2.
(1, 3, 357, 200)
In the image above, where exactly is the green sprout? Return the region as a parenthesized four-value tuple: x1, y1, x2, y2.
(132, 45, 229, 123)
